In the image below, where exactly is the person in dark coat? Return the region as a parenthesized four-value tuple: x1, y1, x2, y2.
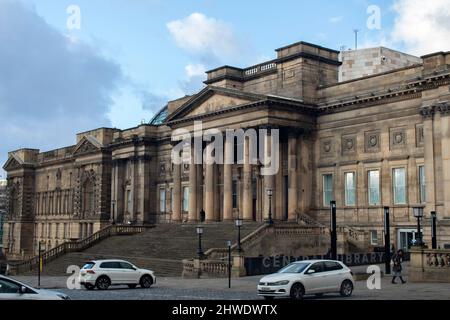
(391, 249, 406, 284)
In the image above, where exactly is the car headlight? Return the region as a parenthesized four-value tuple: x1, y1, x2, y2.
(270, 280, 290, 286)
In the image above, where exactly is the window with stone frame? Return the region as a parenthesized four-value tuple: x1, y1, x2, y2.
(182, 186, 189, 212)
(323, 174, 333, 207)
(393, 168, 407, 205)
(368, 170, 381, 205)
(159, 188, 166, 213)
(419, 165, 426, 204)
(344, 172, 356, 206)
(370, 230, 378, 245)
(82, 180, 95, 214)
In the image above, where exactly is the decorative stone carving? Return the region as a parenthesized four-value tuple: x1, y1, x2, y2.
(365, 131, 380, 152)
(390, 128, 406, 149)
(320, 138, 333, 157)
(73, 139, 98, 156)
(160, 162, 166, 175)
(416, 124, 424, 147)
(436, 101, 450, 116)
(420, 105, 435, 119)
(341, 135, 356, 154)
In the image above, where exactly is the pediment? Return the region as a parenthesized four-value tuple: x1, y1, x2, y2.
(3, 155, 23, 171)
(72, 136, 102, 156)
(167, 87, 265, 122)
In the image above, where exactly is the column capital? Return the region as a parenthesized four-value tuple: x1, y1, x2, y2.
(436, 101, 450, 117)
(420, 105, 435, 119)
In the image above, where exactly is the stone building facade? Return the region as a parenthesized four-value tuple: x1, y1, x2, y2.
(3, 41, 450, 260)
(0, 179, 6, 249)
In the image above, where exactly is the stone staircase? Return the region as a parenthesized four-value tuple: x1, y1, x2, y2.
(28, 222, 262, 277)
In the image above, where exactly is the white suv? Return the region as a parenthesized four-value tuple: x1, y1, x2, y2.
(257, 260, 354, 300)
(78, 259, 156, 290)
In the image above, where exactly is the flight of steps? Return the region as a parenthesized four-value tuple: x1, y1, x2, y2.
(30, 222, 261, 277)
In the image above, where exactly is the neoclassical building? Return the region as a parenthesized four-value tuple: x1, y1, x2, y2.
(3, 41, 450, 260)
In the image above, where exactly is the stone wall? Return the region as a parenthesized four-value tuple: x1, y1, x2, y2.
(409, 248, 450, 282)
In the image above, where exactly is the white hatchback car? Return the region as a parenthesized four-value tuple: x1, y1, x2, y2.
(78, 259, 156, 290)
(257, 260, 354, 300)
(0, 275, 70, 300)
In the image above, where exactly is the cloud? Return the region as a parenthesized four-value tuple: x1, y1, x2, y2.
(179, 63, 207, 95)
(166, 13, 239, 63)
(0, 0, 122, 169)
(329, 16, 343, 23)
(390, 0, 450, 55)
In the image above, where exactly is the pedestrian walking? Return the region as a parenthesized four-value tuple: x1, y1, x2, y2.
(391, 249, 406, 284)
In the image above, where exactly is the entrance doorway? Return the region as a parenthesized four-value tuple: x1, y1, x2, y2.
(397, 229, 422, 252)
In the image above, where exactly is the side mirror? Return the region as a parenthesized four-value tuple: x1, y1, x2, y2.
(19, 286, 27, 294)
(306, 269, 316, 275)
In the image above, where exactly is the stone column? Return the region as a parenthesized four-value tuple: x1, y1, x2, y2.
(223, 137, 233, 221)
(197, 164, 203, 221)
(288, 133, 298, 221)
(263, 132, 275, 220)
(172, 162, 182, 222)
(422, 107, 436, 215)
(188, 144, 198, 222)
(275, 137, 284, 220)
(205, 142, 214, 221)
(439, 103, 450, 217)
(213, 164, 221, 221)
(242, 136, 253, 220)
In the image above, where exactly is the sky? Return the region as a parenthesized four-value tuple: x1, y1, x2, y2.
(1, 0, 450, 178)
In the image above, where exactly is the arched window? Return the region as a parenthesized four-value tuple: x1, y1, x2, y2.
(82, 180, 95, 214)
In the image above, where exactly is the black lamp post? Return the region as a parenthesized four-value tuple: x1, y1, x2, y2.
(266, 188, 273, 225)
(227, 240, 232, 288)
(413, 206, 424, 246)
(431, 211, 437, 249)
(111, 200, 116, 225)
(37, 241, 46, 288)
(235, 218, 243, 252)
(384, 206, 391, 275)
(330, 200, 337, 260)
(196, 226, 204, 258)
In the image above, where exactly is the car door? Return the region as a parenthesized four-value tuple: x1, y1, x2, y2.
(301, 262, 326, 294)
(0, 278, 39, 300)
(99, 262, 121, 284)
(325, 261, 347, 292)
(119, 262, 139, 284)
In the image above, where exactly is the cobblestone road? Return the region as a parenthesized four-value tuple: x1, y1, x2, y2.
(11, 274, 450, 300)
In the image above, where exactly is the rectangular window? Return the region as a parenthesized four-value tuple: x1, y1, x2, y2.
(323, 174, 333, 207)
(344, 172, 356, 206)
(393, 168, 406, 204)
(182, 186, 189, 212)
(368, 170, 380, 205)
(232, 180, 237, 209)
(159, 188, 166, 213)
(370, 230, 378, 245)
(419, 165, 426, 203)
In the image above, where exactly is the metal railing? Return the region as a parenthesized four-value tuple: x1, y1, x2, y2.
(8, 224, 152, 275)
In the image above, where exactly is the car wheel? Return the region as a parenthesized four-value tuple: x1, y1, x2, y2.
(340, 280, 353, 297)
(290, 283, 304, 300)
(140, 275, 153, 289)
(83, 284, 95, 291)
(263, 296, 274, 301)
(128, 284, 137, 289)
(95, 276, 111, 290)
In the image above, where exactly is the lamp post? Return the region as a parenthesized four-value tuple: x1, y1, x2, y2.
(37, 241, 46, 288)
(111, 200, 116, 225)
(227, 240, 232, 288)
(196, 226, 204, 258)
(235, 218, 243, 253)
(413, 206, 424, 246)
(330, 200, 337, 260)
(266, 188, 273, 225)
(384, 206, 391, 275)
(431, 211, 437, 249)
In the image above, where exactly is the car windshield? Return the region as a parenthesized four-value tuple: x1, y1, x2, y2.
(277, 262, 310, 273)
(82, 262, 95, 269)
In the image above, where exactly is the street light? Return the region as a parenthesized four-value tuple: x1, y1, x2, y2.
(413, 206, 424, 246)
(196, 226, 204, 258)
(266, 188, 273, 225)
(431, 211, 437, 249)
(227, 240, 232, 288)
(37, 241, 46, 288)
(111, 200, 116, 225)
(235, 218, 243, 252)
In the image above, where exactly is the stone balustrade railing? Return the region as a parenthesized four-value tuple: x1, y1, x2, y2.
(7, 225, 152, 275)
(409, 248, 450, 282)
(182, 258, 231, 278)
